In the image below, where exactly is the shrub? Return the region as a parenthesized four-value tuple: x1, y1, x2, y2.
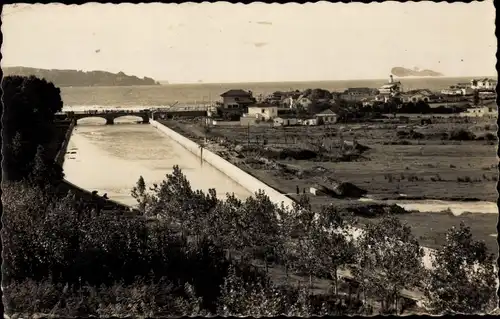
(449, 129, 476, 141)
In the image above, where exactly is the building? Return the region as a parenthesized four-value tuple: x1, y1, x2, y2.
(340, 87, 378, 101)
(246, 104, 278, 120)
(441, 86, 474, 96)
(379, 75, 402, 95)
(470, 78, 497, 91)
(374, 94, 391, 103)
(298, 118, 318, 126)
(220, 89, 256, 109)
(281, 96, 297, 109)
(296, 96, 313, 108)
(315, 109, 338, 124)
(273, 116, 299, 127)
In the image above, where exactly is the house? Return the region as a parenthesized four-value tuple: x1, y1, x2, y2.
(246, 104, 278, 120)
(281, 96, 296, 109)
(299, 118, 318, 126)
(340, 87, 378, 101)
(470, 78, 497, 91)
(441, 87, 463, 96)
(315, 109, 338, 124)
(374, 94, 391, 103)
(296, 96, 313, 108)
(220, 89, 256, 109)
(273, 116, 299, 127)
(379, 75, 402, 95)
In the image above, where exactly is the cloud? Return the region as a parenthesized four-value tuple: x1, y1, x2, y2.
(254, 42, 269, 48)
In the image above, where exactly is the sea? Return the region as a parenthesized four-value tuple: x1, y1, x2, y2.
(60, 76, 494, 108)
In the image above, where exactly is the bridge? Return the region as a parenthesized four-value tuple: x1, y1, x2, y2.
(63, 110, 150, 125)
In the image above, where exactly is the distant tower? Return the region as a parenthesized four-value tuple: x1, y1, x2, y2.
(389, 75, 394, 84)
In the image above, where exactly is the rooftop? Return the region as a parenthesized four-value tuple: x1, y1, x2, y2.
(316, 109, 337, 116)
(220, 89, 252, 97)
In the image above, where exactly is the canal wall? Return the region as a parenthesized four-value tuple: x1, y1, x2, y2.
(150, 119, 296, 210)
(55, 119, 76, 167)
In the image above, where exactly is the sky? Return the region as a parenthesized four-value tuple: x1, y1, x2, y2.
(2, 2, 497, 84)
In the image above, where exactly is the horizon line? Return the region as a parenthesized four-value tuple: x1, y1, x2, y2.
(160, 75, 498, 86)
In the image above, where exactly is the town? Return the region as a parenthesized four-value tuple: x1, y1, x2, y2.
(201, 76, 497, 125)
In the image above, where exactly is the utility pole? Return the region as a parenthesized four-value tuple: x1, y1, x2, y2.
(247, 123, 250, 147)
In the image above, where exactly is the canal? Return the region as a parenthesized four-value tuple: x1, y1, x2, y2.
(62, 117, 252, 207)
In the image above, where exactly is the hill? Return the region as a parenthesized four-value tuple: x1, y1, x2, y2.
(2, 66, 161, 87)
(391, 67, 443, 77)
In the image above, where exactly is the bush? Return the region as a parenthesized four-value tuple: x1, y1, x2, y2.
(449, 129, 476, 141)
(476, 133, 497, 141)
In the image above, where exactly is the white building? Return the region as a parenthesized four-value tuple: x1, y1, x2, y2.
(379, 75, 403, 95)
(273, 116, 299, 127)
(246, 104, 278, 120)
(296, 96, 313, 108)
(470, 78, 497, 91)
(315, 109, 338, 124)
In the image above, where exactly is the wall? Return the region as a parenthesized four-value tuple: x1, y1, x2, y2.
(150, 119, 296, 210)
(55, 119, 76, 167)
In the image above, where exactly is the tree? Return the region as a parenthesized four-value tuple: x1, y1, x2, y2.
(424, 222, 497, 314)
(473, 90, 480, 106)
(131, 175, 151, 213)
(351, 216, 424, 313)
(240, 190, 281, 272)
(2, 75, 63, 181)
(314, 205, 357, 297)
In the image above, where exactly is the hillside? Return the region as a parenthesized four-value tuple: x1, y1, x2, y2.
(391, 67, 443, 77)
(3, 66, 161, 87)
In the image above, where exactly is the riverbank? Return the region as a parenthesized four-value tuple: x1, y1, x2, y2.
(159, 119, 498, 253)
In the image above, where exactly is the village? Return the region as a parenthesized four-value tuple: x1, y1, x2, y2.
(205, 76, 497, 126)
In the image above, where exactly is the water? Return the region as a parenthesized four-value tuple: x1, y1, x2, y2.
(358, 197, 498, 216)
(62, 117, 252, 206)
(60, 77, 487, 107)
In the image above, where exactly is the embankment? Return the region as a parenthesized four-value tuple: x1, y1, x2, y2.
(150, 119, 296, 210)
(55, 119, 76, 166)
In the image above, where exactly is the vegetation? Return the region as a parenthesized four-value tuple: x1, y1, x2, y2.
(3, 66, 160, 87)
(2, 76, 498, 317)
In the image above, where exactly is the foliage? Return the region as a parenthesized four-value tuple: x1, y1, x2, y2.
(3, 278, 206, 317)
(449, 129, 476, 141)
(424, 222, 498, 314)
(2, 75, 64, 181)
(351, 215, 424, 314)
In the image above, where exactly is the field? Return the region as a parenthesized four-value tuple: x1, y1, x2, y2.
(161, 115, 498, 253)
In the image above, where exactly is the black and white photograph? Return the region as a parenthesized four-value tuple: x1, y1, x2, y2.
(1, 1, 498, 317)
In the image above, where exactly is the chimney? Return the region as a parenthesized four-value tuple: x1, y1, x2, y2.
(389, 75, 394, 83)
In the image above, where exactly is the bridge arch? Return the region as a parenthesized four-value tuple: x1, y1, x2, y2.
(71, 112, 150, 125)
(113, 114, 150, 124)
(75, 116, 108, 125)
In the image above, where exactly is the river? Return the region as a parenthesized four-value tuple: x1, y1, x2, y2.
(62, 117, 252, 206)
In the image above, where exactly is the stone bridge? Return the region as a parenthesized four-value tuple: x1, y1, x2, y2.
(66, 110, 150, 125)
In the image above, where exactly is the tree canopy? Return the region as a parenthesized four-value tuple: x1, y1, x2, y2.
(2, 75, 64, 181)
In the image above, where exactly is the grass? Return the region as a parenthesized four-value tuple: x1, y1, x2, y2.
(160, 116, 498, 256)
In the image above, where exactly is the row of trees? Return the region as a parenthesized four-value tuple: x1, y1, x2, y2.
(130, 167, 498, 314)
